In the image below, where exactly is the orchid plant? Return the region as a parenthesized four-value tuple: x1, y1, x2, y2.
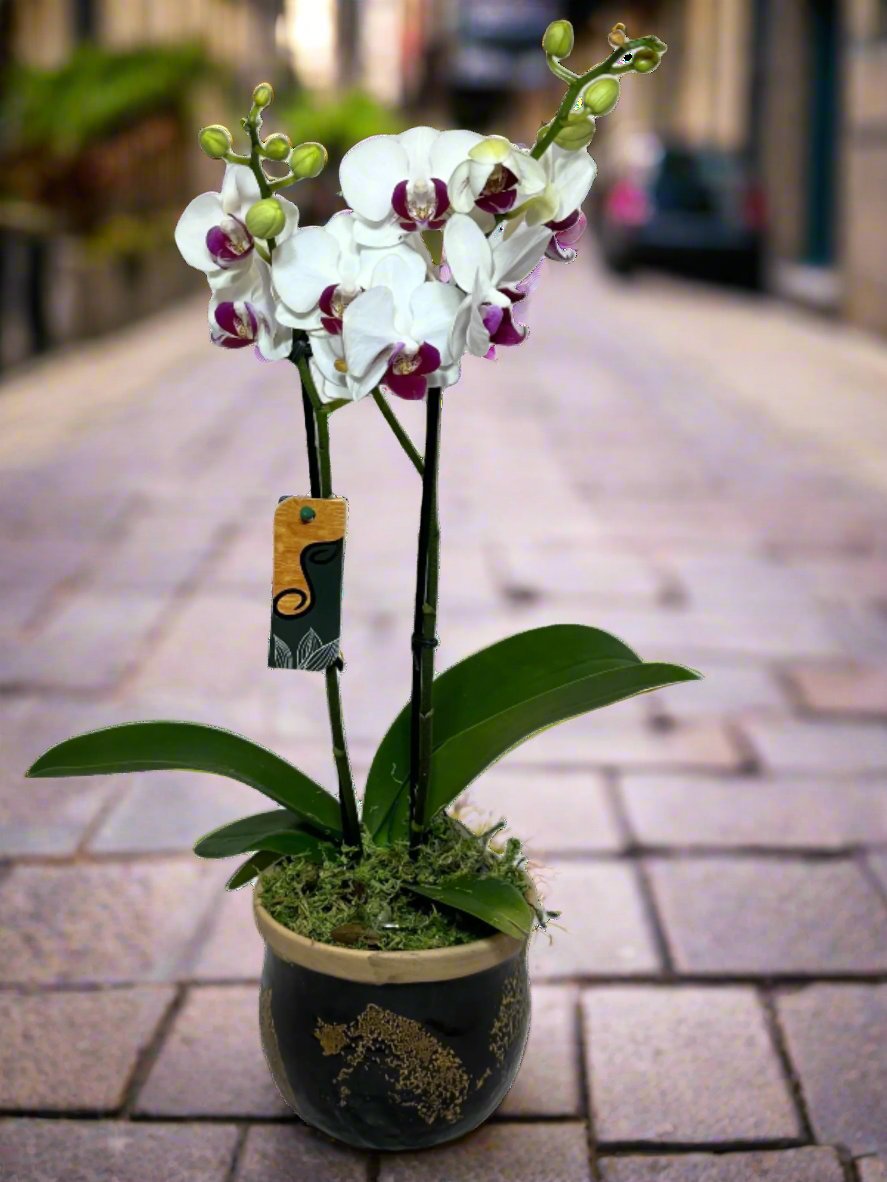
(27, 22, 698, 945)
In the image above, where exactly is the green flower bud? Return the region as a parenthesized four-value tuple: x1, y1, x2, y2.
(262, 132, 292, 162)
(290, 141, 328, 180)
(252, 82, 274, 108)
(245, 197, 286, 239)
(542, 19, 574, 58)
(553, 114, 596, 150)
(630, 47, 661, 72)
(197, 124, 232, 160)
(581, 76, 620, 117)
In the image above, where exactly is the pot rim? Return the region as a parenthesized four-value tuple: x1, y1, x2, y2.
(253, 877, 527, 985)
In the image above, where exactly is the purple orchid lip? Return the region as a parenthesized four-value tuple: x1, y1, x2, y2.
(319, 284, 337, 316)
(212, 300, 258, 348)
(206, 215, 254, 269)
(476, 189, 516, 215)
(545, 209, 581, 233)
(383, 341, 441, 400)
(482, 305, 505, 337)
(391, 177, 450, 231)
(488, 306, 525, 347)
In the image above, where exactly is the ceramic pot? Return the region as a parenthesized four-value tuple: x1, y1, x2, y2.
(253, 884, 531, 1152)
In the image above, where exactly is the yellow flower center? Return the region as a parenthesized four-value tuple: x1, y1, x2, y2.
(392, 352, 422, 375)
(334, 359, 348, 373)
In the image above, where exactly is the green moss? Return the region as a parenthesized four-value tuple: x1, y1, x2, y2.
(258, 810, 545, 951)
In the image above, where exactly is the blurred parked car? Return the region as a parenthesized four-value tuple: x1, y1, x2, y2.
(593, 135, 767, 289)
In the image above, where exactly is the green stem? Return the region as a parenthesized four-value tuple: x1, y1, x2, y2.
(294, 350, 361, 854)
(244, 114, 277, 252)
(531, 43, 625, 160)
(372, 388, 424, 477)
(408, 387, 442, 857)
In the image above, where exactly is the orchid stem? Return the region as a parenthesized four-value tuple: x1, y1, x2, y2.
(243, 111, 276, 252)
(408, 387, 442, 858)
(293, 345, 361, 854)
(372, 388, 424, 477)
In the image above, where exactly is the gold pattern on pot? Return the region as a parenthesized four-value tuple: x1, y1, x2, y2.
(490, 966, 528, 1066)
(259, 986, 299, 1112)
(314, 1004, 471, 1124)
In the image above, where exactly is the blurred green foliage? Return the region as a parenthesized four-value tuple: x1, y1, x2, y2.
(275, 87, 405, 161)
(1, 43, 214, 160)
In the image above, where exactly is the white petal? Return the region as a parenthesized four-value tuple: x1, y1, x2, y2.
(275, 300, 322, 332)
(443, 214, 493, 294)
(350, 351, 392, 400)
(352, 216, 407, 248)
(429, 129, 485, 184)
(220, 164, 262, 217)
(174, 192, 223, 272)
(431, 359, 463, 390)
(257, 320, 292, 361)
(397, 126, 441, 177)
(448, 295, 472, 361)
(309, 357, 343, 404)
(368, 251, 427, 328)
(340, 135, 409, 221)
(355, 240, 426, 290)
(342, 287, 398, 378)
(549, 145, 597, 217)
(512, 151, 547, 196)
(312, 334, 348, 386)
(447, 160, 478, 214)
(493, 223, 552, 287)
(275, 195, 300, 244)
(272, 227, 340, 313)
(325, 209, 358, 251)
(410, 281, 464, 364)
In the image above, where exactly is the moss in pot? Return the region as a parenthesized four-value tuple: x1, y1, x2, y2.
(26, 18, 697, 1155)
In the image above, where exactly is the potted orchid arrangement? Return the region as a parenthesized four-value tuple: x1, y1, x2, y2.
(27, 19, 697, 1153)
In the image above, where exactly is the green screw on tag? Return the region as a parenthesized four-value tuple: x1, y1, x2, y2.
(300, 506, 316, 523)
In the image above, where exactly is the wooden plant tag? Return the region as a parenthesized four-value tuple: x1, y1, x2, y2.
(268, 496, 346, 671)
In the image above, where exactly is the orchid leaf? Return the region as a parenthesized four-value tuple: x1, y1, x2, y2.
(406, 875, 536, 940)
(26, 720, 343, 837)
(363, 624, 701, 846)
(226, 850, 281, 890)
(194, 808, 333, 858)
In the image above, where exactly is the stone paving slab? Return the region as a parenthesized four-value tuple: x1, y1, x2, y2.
(0, 859, 224, 985)
(582, 987, 802, 1144)
(183, 880, 266, 981)
(0, 988, 174, 1110)
(466, 768, 624, 853)
(777, 984, 887, 1156)
(378, 1121, 592, 1181)
(741, 719, 887, 773)
(0, 1120, 240, 1181)
(785, 664, 887, 717)
(647, 858, 887, 974)
(650, 662, 790, 721)
(619, 773, 887, 849)
(235, 1124, 369, 1182)
(598, 1148, 845, 1181)
(528, 862, 660, 978)
(135, 985, 290, 1118)
(497, 985, 581, 1117)
(868, 852, 887, 896)
(88, 772, 263, 855)
(859, 1159, 887, 1182)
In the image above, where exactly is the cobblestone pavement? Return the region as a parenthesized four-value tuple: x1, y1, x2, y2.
(2, 255, 887, 1181)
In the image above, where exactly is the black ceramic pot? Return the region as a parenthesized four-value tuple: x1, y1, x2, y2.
(254, 885, 531, 1152)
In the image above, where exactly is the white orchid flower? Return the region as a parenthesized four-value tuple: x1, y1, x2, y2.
(175, 163, 298, 289)
(336, 252, 464, 401)
(502, 144, 596, 262)
(443, 214, 551, 360)
(272, 210, 430, 335)
(339, 126, 484, 247)
(447, 136, 547, 218)
(207, 258, 291, 361)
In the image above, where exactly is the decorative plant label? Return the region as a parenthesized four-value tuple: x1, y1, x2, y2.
(269, 496, 346, 671)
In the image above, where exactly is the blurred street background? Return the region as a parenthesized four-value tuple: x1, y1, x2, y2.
(2, 1, 887, 1180)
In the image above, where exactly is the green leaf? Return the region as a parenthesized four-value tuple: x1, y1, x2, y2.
(194, 809, 325, 858)
(251, 830, 340, 860)
(406, 875, 537, 940)
(26, 721, 343, 838)
(363, 625, 701, 845)
(226, 850, 280, 890)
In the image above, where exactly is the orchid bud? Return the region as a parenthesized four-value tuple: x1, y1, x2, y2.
(197, 124, 232, 160)
(291, 141, 328, 180)
(581, 76, 620, 116)
(262, 132, 292, 162)
(245, 197, 286, 239)
(608, 22, 628, 48)
(542, 19, 574, 58)
(629, 46, 661, 72)
(252, 82, 274, 108)
(552, 114, 596, 150)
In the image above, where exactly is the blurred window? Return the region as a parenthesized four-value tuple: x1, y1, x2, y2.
(74, 0, 98, 42)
